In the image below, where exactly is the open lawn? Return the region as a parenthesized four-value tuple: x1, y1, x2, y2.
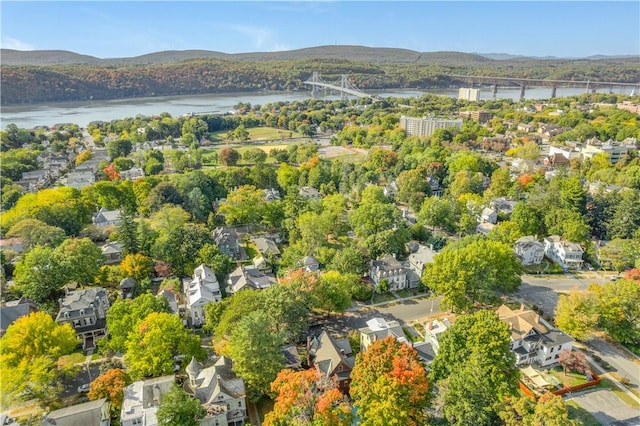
(208, 126, 303, 142)
(547, 367, 591, 388)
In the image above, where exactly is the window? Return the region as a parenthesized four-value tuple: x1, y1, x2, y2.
(238, 401, 242, 407)
(550, 347, 554, 353)
(132, 418, 142, 425)
(555, 354, 560, 360)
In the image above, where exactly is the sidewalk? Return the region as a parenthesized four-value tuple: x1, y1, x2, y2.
(585, 353, 640, 406)
(347, 292, 433, 312)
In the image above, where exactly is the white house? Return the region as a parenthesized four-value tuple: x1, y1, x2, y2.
(359, 318, 408, 352)
(497, 305, 573, 367)
(407, 243, 436, 281)
(480, 207, 498, 224)
(424, 318, 452, 354)
(121, 375, 175, 426)
(185, 356, 248, 426)
(369, 254, 412, 291)
(544, 235, 584, 270)
(514, 236, 544, 266)
(183, 264, 222, 327)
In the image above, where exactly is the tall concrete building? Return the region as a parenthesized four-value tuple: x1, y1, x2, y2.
(458, 87, 480, 102)
(399, 116, 463, 137)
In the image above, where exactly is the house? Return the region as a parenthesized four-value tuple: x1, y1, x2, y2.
(184, 264, 222, 327)
(544, 153, 571, 167)
(301, 255, 320, 272)
(514, 236, 544, 266)
(424, 318, 452, 354)
(65, 170, 95, 189)
(308, 330, 355, 394)
(252, 256, 273, 274)
(489, 197, 518, 217)
(476, 221, 495, 235)
(427, 176, 443, 197)
(41, 398, 110, 426)
(55, 287, 110, 350)
(497, 304, 573, 367)
(184, 356, 248, 426)
(0, 297, 38, 337)
(120, 167, 145, 181)
(383, 181, 399, 199)
(480, 207, 498, 224)
(158, 288, 179, 314)
(212, 227, 242, 260)
(252, 237, 280, 258)
(299, 186, 322, 200)
(93, 208, 122, 228)
(119, 278, 136, 299)
(544, 235, 584, 270)
(263, 188, 281, 202)
(407, 243, 436, 281)
(101, 242, 123, 264)
(359, 317, 408, 352)
(369, 254, 412, 291)
(517, 123, 535, 133)
(121, 375, 175, 426)
(281, 343, 301, 371)
(581, 141, 629, 165)
(0, 237, 25, 253)
(226, 265, 272, 294)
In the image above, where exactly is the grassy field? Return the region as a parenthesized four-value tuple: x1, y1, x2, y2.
(208, 126, 303, 142)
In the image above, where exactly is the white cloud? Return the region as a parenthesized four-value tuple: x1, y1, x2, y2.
(225, 24, 289, 52)
(1, 37, 35, 51)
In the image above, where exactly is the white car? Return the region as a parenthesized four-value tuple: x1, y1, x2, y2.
(78, 384, 90, 393)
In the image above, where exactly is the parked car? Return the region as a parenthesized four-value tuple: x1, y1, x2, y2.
(78, 384, 90, 393)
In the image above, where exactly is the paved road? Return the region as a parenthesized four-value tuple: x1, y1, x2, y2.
(588, 338, 640, 394)
(566, 389, 640, 425)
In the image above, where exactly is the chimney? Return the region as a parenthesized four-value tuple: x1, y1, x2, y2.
(340, 349, 345, 358)
(520, 303, 525, 312)
(428, 321, 433, 330)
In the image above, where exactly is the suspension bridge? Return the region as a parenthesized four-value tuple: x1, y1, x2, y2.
(304, 72, 374, 100)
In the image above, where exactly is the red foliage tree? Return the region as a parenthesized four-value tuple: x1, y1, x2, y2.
(88, 368, 130, 411)
(558, 349, 588, 376)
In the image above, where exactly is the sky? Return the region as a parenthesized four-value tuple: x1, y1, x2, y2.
(1, 1, 639, 59)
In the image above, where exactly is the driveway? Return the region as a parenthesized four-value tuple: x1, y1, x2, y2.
(566, 389, 640, 425)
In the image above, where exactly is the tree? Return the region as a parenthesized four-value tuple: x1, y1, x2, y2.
(486, 167, 513, 198)
(227, 310, 285, 400)
(558, 349, 588, 375)
(156, 384, 206, 426)
(120, 253, 153, 282)
(554, 292, 599, 341)
(13, 246, 66, 304)
(349, 194, 399, 237)
(103, 294, 171, 354)
(422, 238, 522, 312)
(608, 190, 640, 239)
(115, 211, 139, 254)
(217, 185, 266, 226)
(265, 369, 352, 426)
(0, 312, 79, 406)
(89, 368, 130, 412)
(431, 310, 518, 425)
(243, 147, 268, 164)
(350, 337, 429, 426)
(55, 237, 104, 285)
(261, 284, 311, 343)
(196, 243, 234, 283)
(511, 202, 543, 236)
(599, 238, 638, 273)
(125, 312, 205, 380)
(418, 196, 457, 233)
(219, 147, 240, 166)
(106, 139, 133, 160)
(500, 393, 576, 426)
(314, 271, 354, 313)
(6, 219, 66, 250)
(329, 246, 368, 275)
(591, 279, 640, 346)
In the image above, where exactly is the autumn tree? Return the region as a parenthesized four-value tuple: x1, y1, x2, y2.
(558, 349, 588, 375)
(591, 279, 640, 346)
(500, 393, 576, 426)
(423, 237, 522, 312)
(89, 368, 131, 412)
(120, 253, 153, 282)
(264, 369, 352, 426)
(554, 292, 599, 341)
(156, 384, 206, 426)
(0, 312, 79, 407)
(227, 310, 285, 400)
(350, 337, 429, 426)
(219, 147, 240, 166)
(125, 312, 205, 380)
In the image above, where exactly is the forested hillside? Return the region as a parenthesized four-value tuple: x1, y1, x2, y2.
(2, 46, 638, 105)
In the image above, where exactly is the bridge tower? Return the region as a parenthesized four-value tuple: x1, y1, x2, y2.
(309, 72, 324, 98)
(551, 85, 557, 99)
(339, 75, 350, 100)
(519, 83, 526, 101)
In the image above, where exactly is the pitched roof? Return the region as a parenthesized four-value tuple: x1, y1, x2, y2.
(496, 304, 548, 341)
(252, 237, 280, 257)
(41, 398, 109, 426)
(309, 330, 355, 377)
(1, 298, 38, 335)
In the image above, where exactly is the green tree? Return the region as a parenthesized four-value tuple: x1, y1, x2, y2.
(500, 393, 576, 426)
(103, 294, 171, 354)
(196, 243, 234, 283)
(13, 246, 66, 304)
(418, 196, 457, 233)
(106, 139, 133, 160)
(0, 312, 79, 407)
(554, 292, 599, 341)
(486, 167, 513, 198)
(350, 337, 430, 426)
(607, 189, 640, 239)
(55, 237, 104, 284)
(115, 211, 139, 255)
(218, 185, 266, 226)
(423, 238, 523, 312)
(126, 312, 205, 380)
(156, 384, 206, 426)
(243, 147, 268, 164)
(227, 310, 285, 400)
(591, 279, 640, 346)
(6, 219, 66, 250)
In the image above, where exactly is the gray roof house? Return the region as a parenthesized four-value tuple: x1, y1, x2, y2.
(252, 237, 280, 258)
(359, 317, 408, 352)
(101, 242, 123, 264)
(369, 254, 414, 291)
(42, 398, 110, 426)
(93, 208, 122, 228)
(184, 356, 248, 426)
(183, 264, 222, 328)
(56, 287, 110, 350)
(480, 207, 498, 224)
(514, 236, 544, 266)
(301, 255, 320, 272)
(121, 375, 175, 426)
(226, 265, 273, 294)
(308, 330, 355, 394)
(407, 243, 437, 280)
(212, 226, 243, 260)
(299, 186, 322, 200)
(0, 297, 38, 337)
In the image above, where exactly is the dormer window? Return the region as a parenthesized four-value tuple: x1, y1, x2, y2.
(64, 312, 70, 318)
(80, 309, 85, 316)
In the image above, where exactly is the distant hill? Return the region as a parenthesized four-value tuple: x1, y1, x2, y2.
(1, 45, 638, 105)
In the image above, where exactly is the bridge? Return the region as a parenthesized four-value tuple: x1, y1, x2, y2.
(304, 72, 374, 100)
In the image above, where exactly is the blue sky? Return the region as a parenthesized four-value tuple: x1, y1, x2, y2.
(1, 1, 639, 58)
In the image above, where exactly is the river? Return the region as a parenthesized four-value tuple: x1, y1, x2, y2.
(1, 86, 631, 129)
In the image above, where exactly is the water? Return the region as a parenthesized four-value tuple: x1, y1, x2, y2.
(1, 87, 632, 129)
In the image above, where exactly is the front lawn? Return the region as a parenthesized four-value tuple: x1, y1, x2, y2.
(546, 367, 591, 388)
